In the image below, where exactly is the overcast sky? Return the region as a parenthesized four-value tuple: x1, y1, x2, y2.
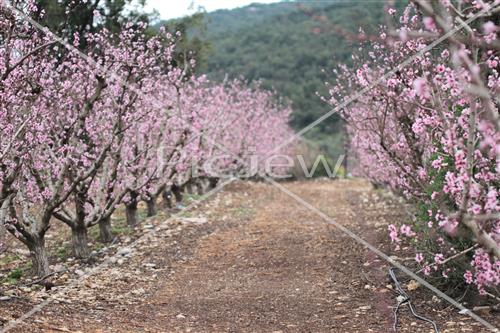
(144, 0, 281, 19)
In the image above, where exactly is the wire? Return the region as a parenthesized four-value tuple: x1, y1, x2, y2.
(389, 267, 440, 333)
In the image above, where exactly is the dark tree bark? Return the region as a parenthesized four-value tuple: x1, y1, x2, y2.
(162, 190, 173, 209)
(74, 190, 91, 257)
(171, 185, 183, 203)
(98, 216, 114, 243)
(196, 180, 204, 195)
(71, 225, 90, 258)
(126, 203, 138, 226)
(208, 177, 219, 190)
(0, 223, 6, 252)
(27, 237, 50, 277)
(186, 182, 194, 194)
(146, 197, 157, 217)
(126, 191, 139, 226)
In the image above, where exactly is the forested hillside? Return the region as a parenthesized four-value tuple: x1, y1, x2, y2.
(201, 1, 394, 154)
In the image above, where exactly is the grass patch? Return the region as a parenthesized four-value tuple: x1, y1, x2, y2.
(92, 242, 106, 252)
(88, 216, 132, 241)
(1, 267, 24, 284)
(233, 206, 255, 218)
(89, 225, 100, 239)
(177, 210, 197, 218)
(184, 193, 202, 202)
(0, 254, 19, 266)
(57, 246, 70, 261)
(138, 209, 149, 222)
(112, 224, 133, 236)
(8, 268, 22, 280)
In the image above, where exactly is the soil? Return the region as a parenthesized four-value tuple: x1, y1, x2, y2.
(0, 179, 498, 332)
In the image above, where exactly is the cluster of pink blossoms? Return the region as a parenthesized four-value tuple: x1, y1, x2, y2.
(0, 1, 292, 276)
(328, 2, 499, 296)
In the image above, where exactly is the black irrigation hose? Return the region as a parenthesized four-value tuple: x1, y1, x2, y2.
(389, 267, 440, 333)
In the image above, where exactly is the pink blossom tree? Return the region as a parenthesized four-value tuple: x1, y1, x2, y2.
(328, 2, 499, 297)
(49, 24, 172, 255)
(0, 1, 87, 275)
(0, 1, 294, 276)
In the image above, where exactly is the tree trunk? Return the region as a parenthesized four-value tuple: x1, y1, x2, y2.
(196, 180, 204, 195)
(27, 238, 50, 277)
(186, 183, 194, 194)
(172, 185, 183, 203)
(71, 225, 90, 258)
(208, 177, 218, 190)
(126, 202, 138, 226)
(162, 190, 173, 209)
(126, 191, 139, 226)
(146, 197, 157, 217)
(99, 216, 114, 243)
(0, 223, 6, 252)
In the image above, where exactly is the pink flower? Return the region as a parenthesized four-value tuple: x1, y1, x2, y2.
(388, 224, 401, 243)
(485, 189, 498, 212)
(415, 253, 424, 263)
(486, 59, 498, 69)
(400, 224, 415, 237)
(423, 17, 436, 31)
(431, 156, 444, 170)
(464, 271, 474, 284)
(434, 253, 445, 265)
(471, 204, 482, 215)
(387, 78, 398, 88)
(413, 77, 429, 98)
(435, 64, 445, 73)
(483, 21, 497, 34)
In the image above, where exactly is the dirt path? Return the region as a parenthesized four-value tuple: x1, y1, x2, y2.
(2, 180, 498, 332)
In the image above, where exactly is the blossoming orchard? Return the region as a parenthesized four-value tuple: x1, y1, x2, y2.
(328, 2, 499, 298)
(0, 1, 292, 276)
(0, 0, 499, 331)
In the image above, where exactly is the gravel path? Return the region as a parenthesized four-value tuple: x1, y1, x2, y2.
(1, 180, 498, 332)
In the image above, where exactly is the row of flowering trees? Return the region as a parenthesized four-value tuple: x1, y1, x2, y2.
(328, 1, 499, 298)
(0, 1, 292, 276)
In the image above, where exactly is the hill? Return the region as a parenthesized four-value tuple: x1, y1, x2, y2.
(162, 1, 398, 155)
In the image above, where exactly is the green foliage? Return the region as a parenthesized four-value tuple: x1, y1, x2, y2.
(156, 12, 211, 73)
(153, 1, 398, 153)
(201, 1, 392, 148)
(411, 151, 476, 295)
(111, 222, 133, 236)
(57, 246, 69, 260)
(151, 1, 406, 156)
(35, 0, 151, 46)
(8, 268, 22, 280)
(234, 206, 255, 218)
(2, 268, 23, 284)
(0, 254, 18, 266)
(184, 193, 202, 202)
